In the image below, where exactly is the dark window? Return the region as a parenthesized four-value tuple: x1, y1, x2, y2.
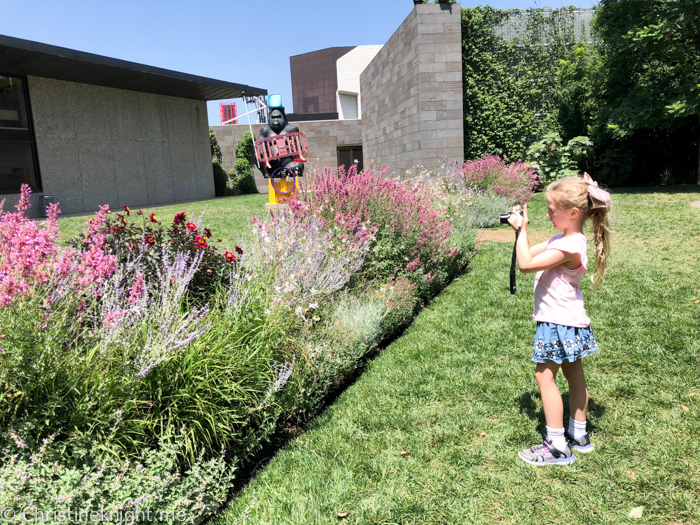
(0, 74, 40, 193)
(337, 146, 363, 173)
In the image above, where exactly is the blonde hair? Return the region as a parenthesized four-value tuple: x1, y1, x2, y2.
(546, 175, 612, 290)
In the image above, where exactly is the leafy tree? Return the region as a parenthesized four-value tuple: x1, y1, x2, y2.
(594, 0, 700, 182)
(557, 42, 605, 140)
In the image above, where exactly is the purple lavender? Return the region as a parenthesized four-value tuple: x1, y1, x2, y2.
(272, 356, 296, 389)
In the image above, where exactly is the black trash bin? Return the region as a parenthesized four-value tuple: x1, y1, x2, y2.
(39, 195, 55, 217)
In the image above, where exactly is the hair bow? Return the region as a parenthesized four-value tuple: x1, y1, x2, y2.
(583, 173, 610, 209)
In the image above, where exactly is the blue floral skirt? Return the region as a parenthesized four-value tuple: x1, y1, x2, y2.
(531, 322, 599, 364)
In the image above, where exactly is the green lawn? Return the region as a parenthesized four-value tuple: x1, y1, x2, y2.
(56, 194, 269, 246)
(216, 185, 700, 525)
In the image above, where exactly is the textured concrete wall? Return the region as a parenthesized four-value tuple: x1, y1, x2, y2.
(26, 76, 213, 216)
(360, 3, 463, 176)
(212, 119, 363, 192)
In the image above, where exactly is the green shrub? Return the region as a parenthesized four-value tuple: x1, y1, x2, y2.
(526, 133, 593, 186)
(234, 158, 258, 194)
(213, 161, 228, 197)
(235, 131, 255, 160)
(226, 169, 241, 196)
(464, 190, 513, 228)
(0, 428, 235, 524)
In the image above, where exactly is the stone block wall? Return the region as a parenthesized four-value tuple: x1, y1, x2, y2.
(211, 119, 363, 193)
(360, 3, 463, 176)
(23, 76, 213, 216)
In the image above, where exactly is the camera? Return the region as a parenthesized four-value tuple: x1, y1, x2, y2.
(499, 210, 523, 229)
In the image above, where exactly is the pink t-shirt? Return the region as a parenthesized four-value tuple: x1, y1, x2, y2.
(532, 232, 590, 327)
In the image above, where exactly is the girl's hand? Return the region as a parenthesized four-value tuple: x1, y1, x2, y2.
(507, 204, 529, 230)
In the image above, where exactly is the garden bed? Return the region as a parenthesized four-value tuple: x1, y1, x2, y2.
(0, 158, 538, 523)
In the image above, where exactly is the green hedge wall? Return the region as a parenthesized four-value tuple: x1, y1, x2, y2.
(460, 6, 699, 186)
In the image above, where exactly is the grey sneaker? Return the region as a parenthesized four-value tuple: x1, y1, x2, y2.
(565, 427, 594, 453)
(518, 438, 576, 465)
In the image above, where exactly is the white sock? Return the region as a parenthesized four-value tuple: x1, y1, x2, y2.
(546, 426, 568, 452)
(569, 417, 587, 440)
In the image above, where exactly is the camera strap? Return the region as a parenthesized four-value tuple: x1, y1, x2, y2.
(510, 228, 521, 294)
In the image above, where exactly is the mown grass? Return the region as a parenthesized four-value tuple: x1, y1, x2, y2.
(56, 193, 268, 246)
(216, 185, 700, 525)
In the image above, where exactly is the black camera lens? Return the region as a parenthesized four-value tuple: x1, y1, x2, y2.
(499, 212, 512, 225)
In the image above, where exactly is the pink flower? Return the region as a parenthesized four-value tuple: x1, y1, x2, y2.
(126, 273, 146, 304)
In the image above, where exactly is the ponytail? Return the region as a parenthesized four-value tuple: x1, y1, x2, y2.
(589, 204, 611, 290)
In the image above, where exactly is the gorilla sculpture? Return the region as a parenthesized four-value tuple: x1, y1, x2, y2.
(258, 107, 305, 178)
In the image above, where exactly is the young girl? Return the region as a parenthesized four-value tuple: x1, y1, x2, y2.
(508, 173, 611, 465)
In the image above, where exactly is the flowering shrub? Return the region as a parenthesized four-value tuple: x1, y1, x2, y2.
(458, 154, 538, 204)
(290, 165, 463, 298)
(0, 185, 117, 306)
(0, 164, 480, 516)
(241, 211, 371, 311)
(71, 206, 239, 300)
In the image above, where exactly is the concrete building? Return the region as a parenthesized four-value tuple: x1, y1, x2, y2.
(0, 34, 266, 217)
(213, 2, 463, 189)
(336, 45, 384, 121)
(288, 47, 356, 122)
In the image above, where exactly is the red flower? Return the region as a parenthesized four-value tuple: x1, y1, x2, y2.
(143, 235, 155, 246)
(235, 246, 243, 255)
(119, 215, 127, 225)
(186, 222, 197, 232)
(173, 212, 187, 225)
(149, 213, 158, 223)
(123, 205, 130, 216)
(204, 228, 212, 239)
(136, 209, 143, 216)
(224, 250, 236, 262)
(194, 236, 207, 249)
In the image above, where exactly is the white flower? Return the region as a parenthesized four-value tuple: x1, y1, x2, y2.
(264, 309, 271, 315)
(308, 302, 319, 309)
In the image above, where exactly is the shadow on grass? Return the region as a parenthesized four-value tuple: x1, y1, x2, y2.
(518, 391, 606, 435)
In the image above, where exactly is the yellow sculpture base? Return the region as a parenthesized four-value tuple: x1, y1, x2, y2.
(268, 177, 299, 205)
